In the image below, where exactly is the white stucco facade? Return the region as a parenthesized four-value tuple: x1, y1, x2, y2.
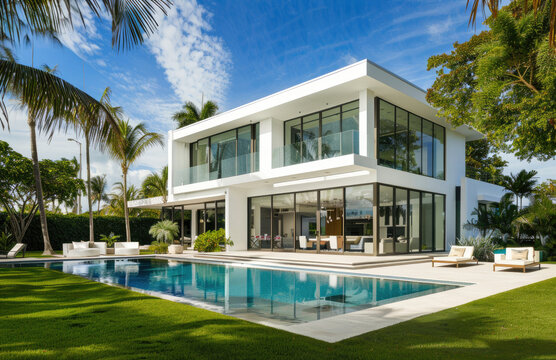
(130, 59, 505, 254)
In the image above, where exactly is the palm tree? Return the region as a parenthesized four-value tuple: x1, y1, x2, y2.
(108, 120, 163, 242)
(0, 1, 170, 254)
(501, 170, 538, 210)
(71, 87, 123, 243)
(466, 0, 555, 48)
(172, 101, 218, 128)
(141, 166, 168, 203)
(91, 175, 109, 214)
(107, 182, 141, 217)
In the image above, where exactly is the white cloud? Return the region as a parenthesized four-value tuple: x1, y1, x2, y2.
(57, 5, 102, 57)
(146, 0, 231, 106)
(341, 53, 358, 65)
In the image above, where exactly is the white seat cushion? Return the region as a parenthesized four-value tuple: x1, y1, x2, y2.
(433, 256, 473, 262)
(496, 259, 534, 266)
(68, 248, 100, 257)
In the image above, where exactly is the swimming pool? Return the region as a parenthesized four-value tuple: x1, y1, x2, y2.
(14, 258, 460, 323)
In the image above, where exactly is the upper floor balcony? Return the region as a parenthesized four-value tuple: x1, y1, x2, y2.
(272, 129, 359, 168)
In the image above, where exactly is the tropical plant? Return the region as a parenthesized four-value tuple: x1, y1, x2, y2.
(465, 0, 556, 49)
(0, 141, 83, 243)
(194, 228, 233, 252)
(514, 193, 556, 243)
(107, 120, 163, 241)
(149, 240, 168, 254)
(466, 204, 493, 237)
(141, 166, 168, 203)
(91, 175, 109, 213)
(99, 232, 120, 247)
(501, 169, 538, 209)
(457, 235, 497, 261)
(0, 230, 15, 254)
(489, 193, 519, 239)
(173, 101, 218, 128)
(427, 1, 556, 161)
(149, 220, 179, 244)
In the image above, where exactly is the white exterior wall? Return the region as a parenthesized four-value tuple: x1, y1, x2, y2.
(142, 60, 490, 254)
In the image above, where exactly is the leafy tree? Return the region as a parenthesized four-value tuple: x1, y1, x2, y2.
(173, 101, 218, 128)
(141, 166, 168, 203)
(91, 175, 109, 214)
(501, 169, 538, 209)
(535, 179, 556, 200)
(107, 120, 163, 242)
(489, 193, 519, 238)
(514, 193, 556, 246)
(0, 141, 83, 243)
(466, 0, 556, 49)
(107, 182, 141, 217)
(466, 139, 508, 184)
(467, 204, 493, 237)
(427, 2, 556, 161)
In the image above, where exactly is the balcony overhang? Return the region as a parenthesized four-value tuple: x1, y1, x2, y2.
(128, 193, 225, 210)
(172, 154, 377, 195)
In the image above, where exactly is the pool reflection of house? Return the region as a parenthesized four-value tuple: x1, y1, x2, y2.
(129, 60, 505, 255)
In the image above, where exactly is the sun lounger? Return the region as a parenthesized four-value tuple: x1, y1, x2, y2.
(1, 243, 27, 258)
(493, 247, 540, 272)
(432, 245, 478, 268)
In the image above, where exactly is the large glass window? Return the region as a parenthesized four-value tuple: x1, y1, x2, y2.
(421, 192, 434, 251)
(378, 185, 394, 254)
(378, 101, 395, 168)
(284, 118, 302, 166)
(190, 123, 259, 184)
(295, 191, 318, 251)
(319, 188, 344, 252)
(409, 191, 420, 252)
(272, 194, 295, 250)
(321, 107, 341, 159)
(394, 188, 408, 253)
(434, 194, 445, 251)
(345, 184, 373, 253)
(433, 124, 445, 180)
(249, 196, 272, 249)
(422, 120, 434, 177)
(378, 99, 445, 180)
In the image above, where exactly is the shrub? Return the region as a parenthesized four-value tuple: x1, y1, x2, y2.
(457, 235, 497, 262)
(0, 231, 15, 255)
(194, 228, 233, 252)
(149, 240, 168, 254)
(99, 232, 121, 247)
(149, 220, 179, 244)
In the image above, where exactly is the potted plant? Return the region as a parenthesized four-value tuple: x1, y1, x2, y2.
(99, 232, 121, 254)
(148, 220, 179, 254)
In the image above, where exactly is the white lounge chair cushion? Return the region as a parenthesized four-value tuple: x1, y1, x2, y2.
(433, 256, 473, 262)
(72, 241, 89, 249)
(496, 259, 535, 266)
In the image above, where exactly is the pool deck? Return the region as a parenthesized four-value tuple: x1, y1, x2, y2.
(1, 251, 555, 343)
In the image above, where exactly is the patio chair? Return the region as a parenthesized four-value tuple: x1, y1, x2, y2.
(63, 242, 101, 257)
(299, 236, 308, 250)
(493, 247, 540, 272)
(1, 243, 27, 258)
(114, 242, 140, 256)
(328, 236, 339, 251)
(432, 246, 478, 268)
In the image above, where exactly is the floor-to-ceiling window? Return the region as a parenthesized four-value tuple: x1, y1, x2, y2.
(344, 184, 374, 253)
(247, 183, 445, 255)
(319, 188, 344, 252)
(378, 98, 445, 180)
(272, 194, 295, 250)
(295, 191, 318, 251)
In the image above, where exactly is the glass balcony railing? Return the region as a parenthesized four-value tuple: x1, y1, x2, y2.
(174, 152, 259, 186)
(272, 130, 359, 168)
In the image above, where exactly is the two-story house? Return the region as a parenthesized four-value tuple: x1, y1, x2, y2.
(129, 59, 506, 255)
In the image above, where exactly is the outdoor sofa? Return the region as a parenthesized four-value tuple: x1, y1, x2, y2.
(114, 242, 140, 256)
(432, 245, 478, 268)
(493, 247, 540, 272)
(63, 241, 106, 257)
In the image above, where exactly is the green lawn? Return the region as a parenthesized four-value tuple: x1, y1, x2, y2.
(0, 268, 554, 360)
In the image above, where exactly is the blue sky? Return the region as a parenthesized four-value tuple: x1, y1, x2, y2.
(1, 0, 553, 207)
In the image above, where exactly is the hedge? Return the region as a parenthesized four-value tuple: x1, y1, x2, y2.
(0, 213, 159, 251)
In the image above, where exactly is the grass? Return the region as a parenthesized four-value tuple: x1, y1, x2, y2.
(0, 268, 555, 359)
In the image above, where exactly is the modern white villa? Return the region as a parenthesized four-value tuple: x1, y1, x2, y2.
(129, 59, 506, 255)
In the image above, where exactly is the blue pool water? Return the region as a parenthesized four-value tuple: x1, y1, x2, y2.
(15, 258, 459, 323)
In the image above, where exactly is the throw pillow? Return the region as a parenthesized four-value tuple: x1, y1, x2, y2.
(449, 247, 465, 257)
(511, 249, 528, 260)
(72, 241, 89, 249)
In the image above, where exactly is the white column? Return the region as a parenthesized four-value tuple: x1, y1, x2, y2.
(259, 117, 282, 171)
(167, 130, 174, 202)
(191, 209, 198, 248)
(225, 187, 248, 251)
(358, 89, 375, 159)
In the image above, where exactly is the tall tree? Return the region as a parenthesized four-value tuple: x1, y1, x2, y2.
(0, 141, 82, 243)
(466, 0, 556, 48)
(173, 101, 218, 128)
(141, 166, 168, 203)
(466, 139, 508, 184)
(107, 182, 141, 217)
(91, 175, 109, 214)
(427, 1, 556, 161)
(501, 169, 538, 209)
(107, 120, 163, 241)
